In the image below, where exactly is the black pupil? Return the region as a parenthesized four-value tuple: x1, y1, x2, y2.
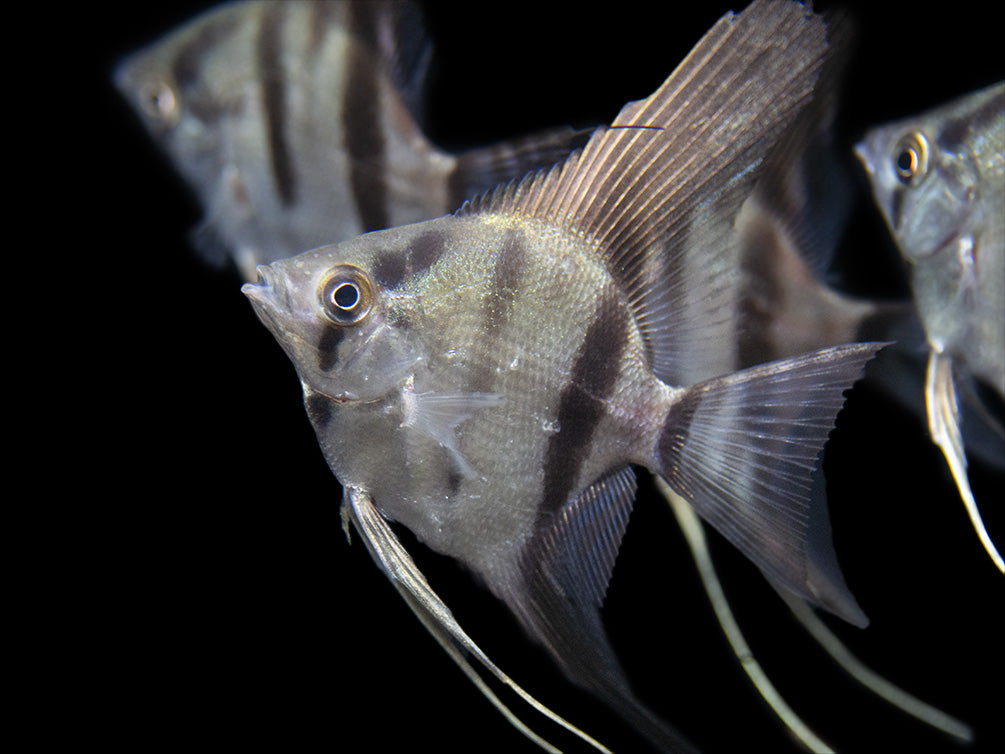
(897, 148, 916, 175)
(333, 282, 360, 310)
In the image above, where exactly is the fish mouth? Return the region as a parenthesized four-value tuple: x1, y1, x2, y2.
(852, 142, 873, 174)
(242, 265, 276, 299)
(242, 266, 363, 406)
(242, 265, 286, 323)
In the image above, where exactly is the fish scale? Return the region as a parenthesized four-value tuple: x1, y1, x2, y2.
(243, 2, 885, 749)
(857, 81, 1005, 572)
(114, 0, 588, 281)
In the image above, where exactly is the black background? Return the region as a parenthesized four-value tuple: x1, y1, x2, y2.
(69, 1, 1004, 751)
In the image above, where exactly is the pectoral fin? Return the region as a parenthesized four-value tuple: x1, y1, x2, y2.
(401, 389, 503, 478)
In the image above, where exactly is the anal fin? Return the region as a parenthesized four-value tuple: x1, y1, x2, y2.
(494, 467, 699, 754)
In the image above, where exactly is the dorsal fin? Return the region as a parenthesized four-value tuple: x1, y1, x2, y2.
(346, 0, 433, 124)
(460, 0, 832, 384)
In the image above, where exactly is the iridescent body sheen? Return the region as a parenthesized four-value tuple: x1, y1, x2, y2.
(857, 81, 1005, 571)
(244, 3, 882, 749)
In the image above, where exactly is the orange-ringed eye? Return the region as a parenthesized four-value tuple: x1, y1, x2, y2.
(320, 265, 374, 326)
(893, 130, 930, 186)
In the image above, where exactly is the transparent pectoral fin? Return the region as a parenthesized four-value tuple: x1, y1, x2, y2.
(926, 350, 1004, 572)
(341, 486, 612, 754)
(401, 390, 503, 478)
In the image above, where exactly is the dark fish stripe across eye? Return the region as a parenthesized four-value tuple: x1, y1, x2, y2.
(171, 13, 238, 89)
(257, 3, 297, 206)
(305, 391, 333, 428)
(540, 291, 630, 516)
(373, 230, 446, 289)
(345, 3, 389, 232)
(938, 86, 1005, 150)
(317, 325, 345, 372)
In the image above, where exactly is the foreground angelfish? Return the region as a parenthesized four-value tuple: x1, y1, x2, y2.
(856, 82, 1004, 573)
(244, 1, 880, 749)
(114, 0, 585, 281)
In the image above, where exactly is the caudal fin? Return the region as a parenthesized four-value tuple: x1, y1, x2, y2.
(656, 342, 884, 623)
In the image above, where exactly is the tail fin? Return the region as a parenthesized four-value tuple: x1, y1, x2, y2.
(656, 343, 884, 623)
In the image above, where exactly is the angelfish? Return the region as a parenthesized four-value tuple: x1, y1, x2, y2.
(856, 82, 1005, 572)
(244, 1, 881, 749)
(114, 0, 586, 281)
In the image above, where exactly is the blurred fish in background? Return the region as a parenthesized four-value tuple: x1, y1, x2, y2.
(114, 0, 587, 281)
(857, 82, 1005, 572)
(99, 1, 1004, 753)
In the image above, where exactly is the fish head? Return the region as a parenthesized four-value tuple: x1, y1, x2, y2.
(855, 118, 981, 264)
(113, 45, 184, 139)
(241, 227, 428, 406)
(113, 6, 252, 195)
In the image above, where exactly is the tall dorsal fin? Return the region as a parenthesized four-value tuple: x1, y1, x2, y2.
(460, 0, 833, 384)
(345, 0, 433, 124)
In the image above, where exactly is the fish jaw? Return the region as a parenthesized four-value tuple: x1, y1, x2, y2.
(242, 247, 424, 408)
(242, 264, 360, 404)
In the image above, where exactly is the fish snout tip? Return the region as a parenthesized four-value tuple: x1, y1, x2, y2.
(241, 265, 277, 305)
(852, 140, 874, 173)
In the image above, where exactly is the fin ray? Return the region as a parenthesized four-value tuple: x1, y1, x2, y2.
(657, 343, 884, 607)
(494, 468, 699, 753)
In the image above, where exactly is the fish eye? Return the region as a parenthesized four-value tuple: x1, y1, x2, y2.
(139, 80, 179, 125)
(893, 131, 930, 186)
(320, 265, 374, 326)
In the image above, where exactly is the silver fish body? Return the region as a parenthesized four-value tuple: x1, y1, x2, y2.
(114, 0, 585, 281)
(244, 2, 881, 748)
(857, 82, 1005, 572)
(856, 82, 1005, 398)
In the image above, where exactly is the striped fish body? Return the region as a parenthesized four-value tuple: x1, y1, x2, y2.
(244, 3, 885, 746)
(856, 82, 1005, 398)
(114, 0, 583, 281)
(249, 214, 674, 576)
(856, 82, 1005, 572)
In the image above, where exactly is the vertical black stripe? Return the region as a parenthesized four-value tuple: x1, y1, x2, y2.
(889, 182, 906, 233)
(304, 391, 333, 429)
(372, 230, 446, 290)
(305, 0, 336, 59)
(171, 14, 239, 89)
(738, 214, 784, 367)
(409, 231, 446, 276)
(485, 230, 526, 336)
(656, 388, 702, 498)
(540, 290, 630, 515)
(317, 326, 345, 372)
(467, 229, 527, 393)
(938, 85, 1004, 150)
(257, 3, 296, 206)
(345, 3, 389, 231)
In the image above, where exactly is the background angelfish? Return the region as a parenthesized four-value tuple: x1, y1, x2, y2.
(243, 2, 882, 749)
(114, 0, 586, 281)
(856, 81, 1005, 572)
